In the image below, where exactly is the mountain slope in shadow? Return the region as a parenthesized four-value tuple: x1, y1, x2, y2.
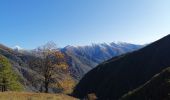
(72, 34, 170, 100)
(120, 67, 170, 100)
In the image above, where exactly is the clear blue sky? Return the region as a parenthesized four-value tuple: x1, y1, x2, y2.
(0, 0, 170, 49)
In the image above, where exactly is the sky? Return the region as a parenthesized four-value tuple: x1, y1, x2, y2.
(0, 0, 170, 49)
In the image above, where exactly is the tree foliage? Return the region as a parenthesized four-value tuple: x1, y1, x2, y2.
(0, 55, 23, 92)
(30, 42, 69, 93)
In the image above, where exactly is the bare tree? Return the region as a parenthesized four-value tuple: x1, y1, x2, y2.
(30, 42, 68, 93)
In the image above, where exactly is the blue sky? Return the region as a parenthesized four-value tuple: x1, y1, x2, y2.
(0, 0, 170, 49)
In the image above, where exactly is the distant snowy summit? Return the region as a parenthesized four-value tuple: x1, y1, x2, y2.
(13, 45, 23, 50)
(13, 45, 24, 52)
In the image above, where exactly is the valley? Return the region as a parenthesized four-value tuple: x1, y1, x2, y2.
(0, 0, 169, 99)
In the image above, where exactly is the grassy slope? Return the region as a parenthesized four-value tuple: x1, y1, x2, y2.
(120, 67, 170, 100)
(0, 92, 78, 100)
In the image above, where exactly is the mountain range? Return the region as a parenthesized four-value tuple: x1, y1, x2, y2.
(0, 42, 142, 93)
(73, 35, 170, 100)
(62, 42, 143, 80)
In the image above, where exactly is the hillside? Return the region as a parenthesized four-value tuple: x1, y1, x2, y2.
(0, 44, 35, 91)
(0, 44, 75, 93)
(120, 67, 170, 100)
(73, 34, 170, 100)
(0, 92, 77, 100)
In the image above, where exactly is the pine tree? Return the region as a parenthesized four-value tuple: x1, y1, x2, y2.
(0, 55, 23, 92)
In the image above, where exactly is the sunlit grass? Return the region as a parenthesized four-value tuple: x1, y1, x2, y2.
(0, 92, 78, 100)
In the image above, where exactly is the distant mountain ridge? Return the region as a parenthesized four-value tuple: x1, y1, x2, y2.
(11, 42, 143, 80)
(61, 42, 143, 79)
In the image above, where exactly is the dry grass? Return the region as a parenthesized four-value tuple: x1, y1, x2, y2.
(0, 92, 78, 100)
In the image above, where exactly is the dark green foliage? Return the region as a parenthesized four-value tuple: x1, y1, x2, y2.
(0, 55, 23, 91)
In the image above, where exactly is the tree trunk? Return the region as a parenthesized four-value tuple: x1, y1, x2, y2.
(39, 85, 43, 92)
(1, 85, 3, 92)
(2, 78, 6, 92)
(3, 85, 6, 92)
(45, 82, 49, 93)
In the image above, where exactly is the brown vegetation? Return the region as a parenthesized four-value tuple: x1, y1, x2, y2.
(0, 92, 78, 100)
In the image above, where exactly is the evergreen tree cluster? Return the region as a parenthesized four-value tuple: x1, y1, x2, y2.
(0, 55, 23, 92)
